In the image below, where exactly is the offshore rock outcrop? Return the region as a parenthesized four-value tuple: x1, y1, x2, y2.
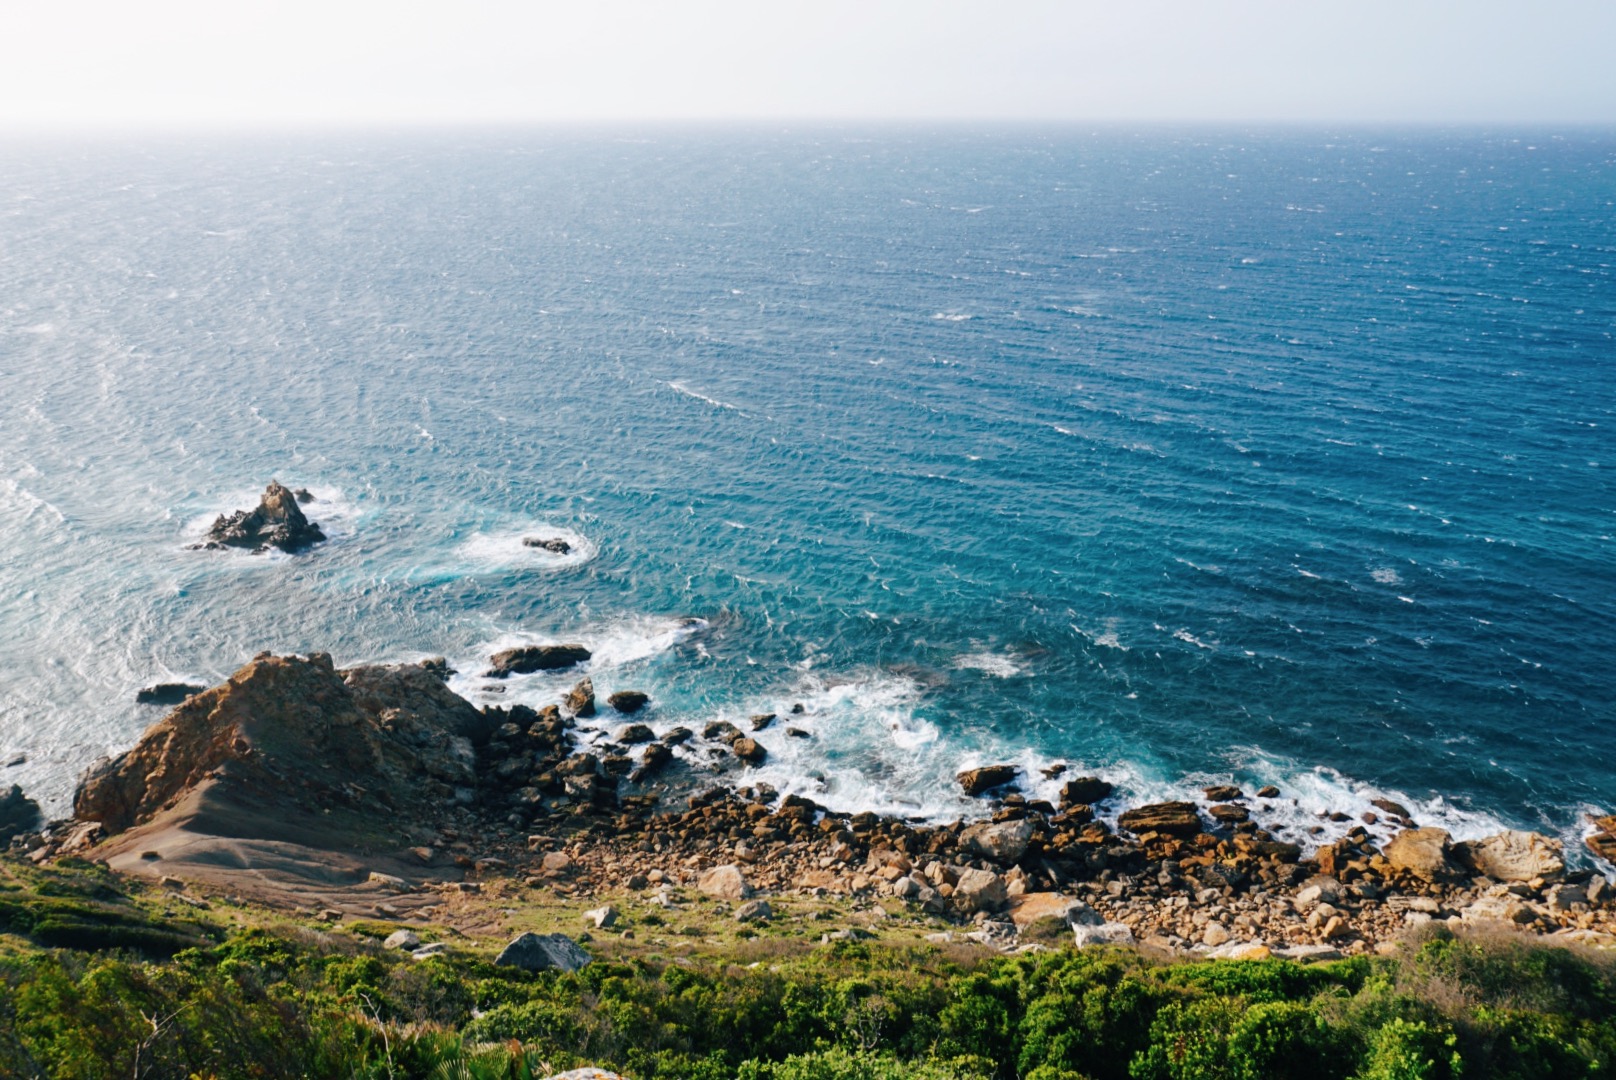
(192, 481, 326, 554)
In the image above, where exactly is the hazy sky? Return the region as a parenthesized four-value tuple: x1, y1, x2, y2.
(4, 0, 1614, 129)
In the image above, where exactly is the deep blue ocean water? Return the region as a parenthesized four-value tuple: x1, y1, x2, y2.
(2, 128, 1612, 857)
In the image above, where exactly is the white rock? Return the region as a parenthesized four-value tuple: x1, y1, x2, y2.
(583, 905, 618, 929)
(1073, 921, 1136, 947)
(383, 929, 420, 950)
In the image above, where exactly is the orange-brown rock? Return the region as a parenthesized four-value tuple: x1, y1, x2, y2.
(1118, 801, 1202, 838)
(74, 653, 488, 835)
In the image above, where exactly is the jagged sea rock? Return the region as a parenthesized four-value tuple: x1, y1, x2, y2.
(564, 678, 596, 718)
(732, 738, 766, 764)
(522, 537, 572, 554)
(192, 480, 326, 554)
(960, 818, 1034, 865)
(607, 691, 650, 714)
(1454, 830, 1565, 883)
(495, 932, 592, 972)
(486, 644, 591, 678)
(0, 784, 41, 844)
(1059, 776, 1113, 808)
(615, 724, 655, 745)
(1118, 801, 1203, 838)
(135, 683, 206, 706)
(957, 765, 1018, 796)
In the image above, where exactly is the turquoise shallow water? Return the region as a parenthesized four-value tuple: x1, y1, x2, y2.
(1, 127, 1612, 857)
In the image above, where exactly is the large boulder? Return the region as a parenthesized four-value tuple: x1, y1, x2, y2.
(192, 480, 326, 554)
(607, 691, 650, 714)
(1384, 828, 1456, 881)
(495, 932, 592, 972)
(1059, 776, 1113, 808)
(957, 765, 1018, 797)
(960, 819, 1034, 865)
(1008, 892, 1098, 930)
(1454, 830, 1565, 883)
(486, 644, 591, 678)
(698, 864, 753, 900)
(952, 867, 1008, 913)
(0, 784, 41, 844)
(1118, 802, 1202, 838)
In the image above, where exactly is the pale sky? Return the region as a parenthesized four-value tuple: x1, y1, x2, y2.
(3, 0, 1614, 129)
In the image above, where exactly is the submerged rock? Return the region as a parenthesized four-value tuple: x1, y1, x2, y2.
(135, 683, 206, 706)
(522, 537, 572, 554)
(192, 480, 326, 554)
(486, 644, 591, 678)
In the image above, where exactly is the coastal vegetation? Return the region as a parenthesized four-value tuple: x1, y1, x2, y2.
(2, 856, 1614, 1079)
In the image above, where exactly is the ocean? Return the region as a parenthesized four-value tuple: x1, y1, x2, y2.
(2, 126, 1612, 860)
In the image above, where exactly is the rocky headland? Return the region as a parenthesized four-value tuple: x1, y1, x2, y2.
(190, 480, 325, 554)
(12, 650, 1615, 961)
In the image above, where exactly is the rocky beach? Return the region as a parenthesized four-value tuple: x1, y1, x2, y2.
(10, 648, 1611, 964)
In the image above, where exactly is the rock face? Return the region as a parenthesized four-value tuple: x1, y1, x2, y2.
(1588, 816, 1616, 865)
(495, 932, 592, 972)
(135, 683, 206, 706)
(0, 784, 41, 844)
(74, 654, 490, 835)
(193, 481, 326, 554)
(732, 738, 766, 764)
(1455, 830, 1565, 883)
(607, 691, 650, 714)
(957, 765, 1018, 796)
(1118, 802, 1203, 838)
(1384, 828, 1455, 881)
(960, 819, 1034, 865)
(522, 537, 572, 554)
(486, 645, 591, 678)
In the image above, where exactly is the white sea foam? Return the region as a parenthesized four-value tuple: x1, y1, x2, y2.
(668, 381, 746, 413)
(1370, 567, 1402, 584)
(952, 651, 1022, 678)
(453, 523, 598, 573)
(447, 615, 708, 708)
(931, 313, 972, 321)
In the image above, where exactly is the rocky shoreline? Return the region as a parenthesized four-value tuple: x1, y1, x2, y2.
(10, 650, 1616, 961)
